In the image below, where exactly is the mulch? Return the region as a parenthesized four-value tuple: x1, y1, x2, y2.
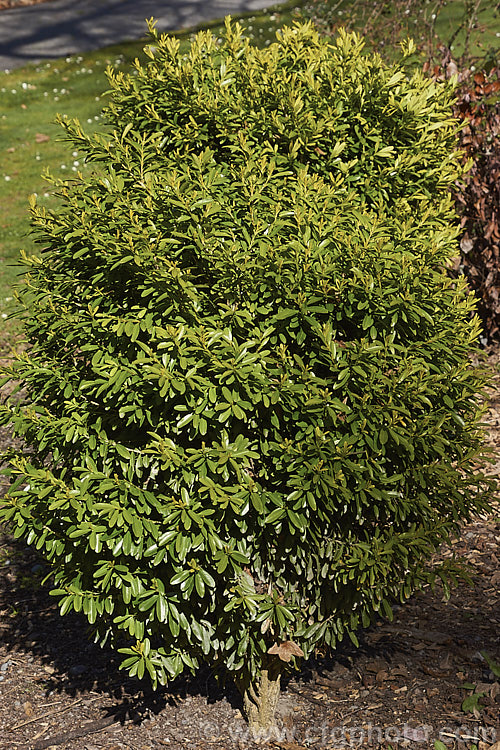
(0, 0, 56, 10)
(0, 348, 498, 750)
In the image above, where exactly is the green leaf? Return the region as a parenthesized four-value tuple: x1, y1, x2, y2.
(266, 508, 285, 524)
(347, 630, 359, 647)
(170, 570, 190, 586)
(480, 651, 500, 678)
(116, 444, 131, 459)
(461, 693, 485, 714)
(194, 573, 205, 597)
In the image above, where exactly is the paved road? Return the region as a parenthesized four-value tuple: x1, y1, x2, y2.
(0, 0, 273, 71)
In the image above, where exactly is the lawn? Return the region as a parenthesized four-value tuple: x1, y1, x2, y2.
(301, 0, 499, 61)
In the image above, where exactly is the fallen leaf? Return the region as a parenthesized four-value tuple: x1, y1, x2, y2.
(474, 680, 500, 698)
(314, 674, 344, 689)
(35, 133, 50, 143)
(491, 571, 500, 585)
(390, 666, 409, 677)
(490, 682, 500, 700)
(439, 653, 453, 671)
(365, 659, 387, 673)
(23, 701, 33, 716)
(461, 237, 474, 253)
(422, 665, 451, 678)
(412, 641, 427, 651)
(403, 726, 429, 742)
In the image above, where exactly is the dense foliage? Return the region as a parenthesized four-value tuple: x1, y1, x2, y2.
(0, 20, 494, 732)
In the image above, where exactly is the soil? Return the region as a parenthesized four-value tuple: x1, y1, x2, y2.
(0, 344, 498, 750)
(0, 0, 56, 11)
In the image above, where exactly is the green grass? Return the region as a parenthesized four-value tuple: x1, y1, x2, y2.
(300, 0, 500, 62)
(0, 3, 299, 340)
(0, 46, 138, 332)
(0, 0, 498, 348)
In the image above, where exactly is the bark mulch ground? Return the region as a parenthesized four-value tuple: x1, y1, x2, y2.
(0, 348, 498, 750)
(0, 0, 55, 11)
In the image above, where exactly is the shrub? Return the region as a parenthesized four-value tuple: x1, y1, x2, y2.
(0, 20, 494, 735)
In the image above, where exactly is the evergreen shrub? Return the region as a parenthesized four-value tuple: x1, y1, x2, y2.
(0, 20, 494, 734)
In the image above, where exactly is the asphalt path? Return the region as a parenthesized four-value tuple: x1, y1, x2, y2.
(0, 0, 273, 71)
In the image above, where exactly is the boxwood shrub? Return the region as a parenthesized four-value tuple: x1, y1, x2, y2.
(0, 20, 494, 735)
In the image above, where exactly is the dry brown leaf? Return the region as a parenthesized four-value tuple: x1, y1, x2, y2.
(422, 665, 451, 678)
(439, 653, 453, 671)
(490, 682, 500, 700)
(365, 659, 387, 673)
(490, 570, 500, 585)
(390, 666, 409, 677)
(267, 640, 304, 662)
(35, 133, 50, 143)
(314, 674, 344, 689)
(412, 641, 428, 651)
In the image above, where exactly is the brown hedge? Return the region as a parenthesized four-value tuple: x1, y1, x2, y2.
(444, 63, 500, 339)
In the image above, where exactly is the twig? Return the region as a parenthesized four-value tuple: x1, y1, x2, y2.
(287, 683, 353, 707)
(381, 625, 452, 644)
(345, 702, 383, 717)
(32, 711, 125, 750)
(8, 698, 82, 731)
(8, 696, 99, 731)
(462, 0, 483, 64)
(313, 673, 349, 690)
(440, 731, 462, 740)
(287, 683, 328, 707)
